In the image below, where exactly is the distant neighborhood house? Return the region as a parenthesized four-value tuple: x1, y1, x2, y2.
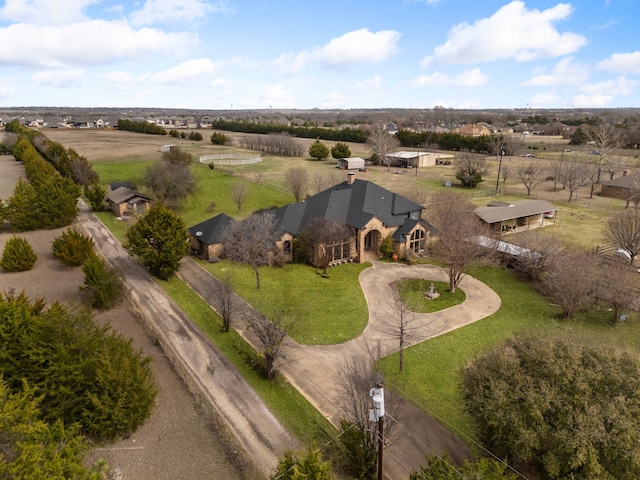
(475, 200, 557, 233)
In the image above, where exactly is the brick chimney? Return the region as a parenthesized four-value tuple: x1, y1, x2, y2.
(347, 172, 355, 185)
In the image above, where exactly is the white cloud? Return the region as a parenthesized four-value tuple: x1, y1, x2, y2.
(422, 1, 586, 66)
(151, 58, 220, 84)
(129, 0, 232, 27)
(522, 57, 589, 86)
(259, 84, 295, 108)
(318, 29, 400, 67)
(598, 51, 640, 74)
(0, 0, 95, 26)
(353, 75, 384, 90)
(579, 76, 638, 96)
(452, 68, 488, 87)
(103, 70, 148, 89)
(528, 92, 562, 107)
(275, 28, 400, 73)
(572, 94, 614, 108)
(31, 68, 86, 87)
(0, 21, 196, 68)
(410, 68, 487, 87)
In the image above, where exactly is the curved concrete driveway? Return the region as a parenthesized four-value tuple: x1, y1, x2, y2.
(274, 261, 501, 477)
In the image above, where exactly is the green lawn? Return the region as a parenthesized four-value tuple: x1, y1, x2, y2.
(159, 277, 339, 447)
(380, 264, 640, 446)
(200, 260, 370, 345)
(397, 279, 465, 313)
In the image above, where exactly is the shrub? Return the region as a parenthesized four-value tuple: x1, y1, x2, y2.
(81, 253, 124, 309)
(463, 336, 640, 479)
(210, 132, 228, 145)
(52, 228, 95, 266)
(378, 235, 395, 259)
(84, 181, 106, 211)
(0, 294, 157, 443)
(188, 131, 203, 141)
(1, 236, 37, 272)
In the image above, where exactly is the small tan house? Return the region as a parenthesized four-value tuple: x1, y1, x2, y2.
(475, 200, 557, 233)
(453, 123, 492, 137)
(105, 186, 153, 217)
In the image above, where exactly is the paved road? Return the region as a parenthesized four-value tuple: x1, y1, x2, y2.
(179, 258, 501, 478)
(77, 204, 299, 478)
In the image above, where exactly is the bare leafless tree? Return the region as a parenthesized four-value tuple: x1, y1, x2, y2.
(556, 160, 588, 202)
(238, 133, 304, 157)
(284, 166, 308, 202)
(311, 171, 341, 194)
(221, 212, 280, 289)
(366, 124, 400, 171)
(297, 218, 351, 274)
(212, 272, 238, 332)
(334, 347, 388, 478)
(595, 258, 640, 323)
(246, 311, 290, 379)
(583, 161, 600, 199)
(400, 185, 429, 209)
(603, 209, 640, 264)
(511, 231, 564, 281)
(501, 165, 510, 184)
(540, 251, 599, 319)
(230, 182, 248, 214)
(426, 191, 495, 293)
(375, 283, 425, 373)
(586, 123, 624, 183)
(516, 162, 545, 195)
(606, 154, 627, 181)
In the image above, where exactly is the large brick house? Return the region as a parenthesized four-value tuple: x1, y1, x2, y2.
(188, 173, 433, 267)
(271, 172, 432, 266)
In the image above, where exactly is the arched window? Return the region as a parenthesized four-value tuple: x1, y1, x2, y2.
(283, 240, 291, 254)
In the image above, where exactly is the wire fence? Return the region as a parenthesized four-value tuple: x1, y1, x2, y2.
(199, 153, 262, 165)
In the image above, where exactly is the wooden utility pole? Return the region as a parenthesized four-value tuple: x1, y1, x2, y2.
(370, 383, 385, 480)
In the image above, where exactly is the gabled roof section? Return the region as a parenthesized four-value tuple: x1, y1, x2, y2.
(273, 178, 423, 235)
(188, 213, 235, 244)
(601, 172, 640, 188)
(105, 186, 152, 204)
(475, 199, 556, 224)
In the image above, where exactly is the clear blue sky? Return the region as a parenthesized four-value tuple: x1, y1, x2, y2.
(1, 0, 638, 109)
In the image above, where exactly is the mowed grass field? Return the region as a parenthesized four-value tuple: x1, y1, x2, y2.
(44, 128, 640, 449)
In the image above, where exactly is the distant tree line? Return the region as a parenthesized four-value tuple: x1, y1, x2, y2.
(396, 129, 493, 153)
(211, 119, 368, 143)
(117, 118, 167, 135)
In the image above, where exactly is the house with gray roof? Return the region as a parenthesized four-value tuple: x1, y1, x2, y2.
(188, 172, 433, 267)
(271, 172, 432, 265)
(475, 199, 557, 233)
(105, 186, 153, 217)
(600, 171, 640, 203)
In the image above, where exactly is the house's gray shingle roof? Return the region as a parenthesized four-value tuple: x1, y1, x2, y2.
(188, 213, 234, 244)
(105, 186, 152, 204)
(273, 178, 423, 235)
(601, 172, 640, 189)
(475, 199, 557, 224)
